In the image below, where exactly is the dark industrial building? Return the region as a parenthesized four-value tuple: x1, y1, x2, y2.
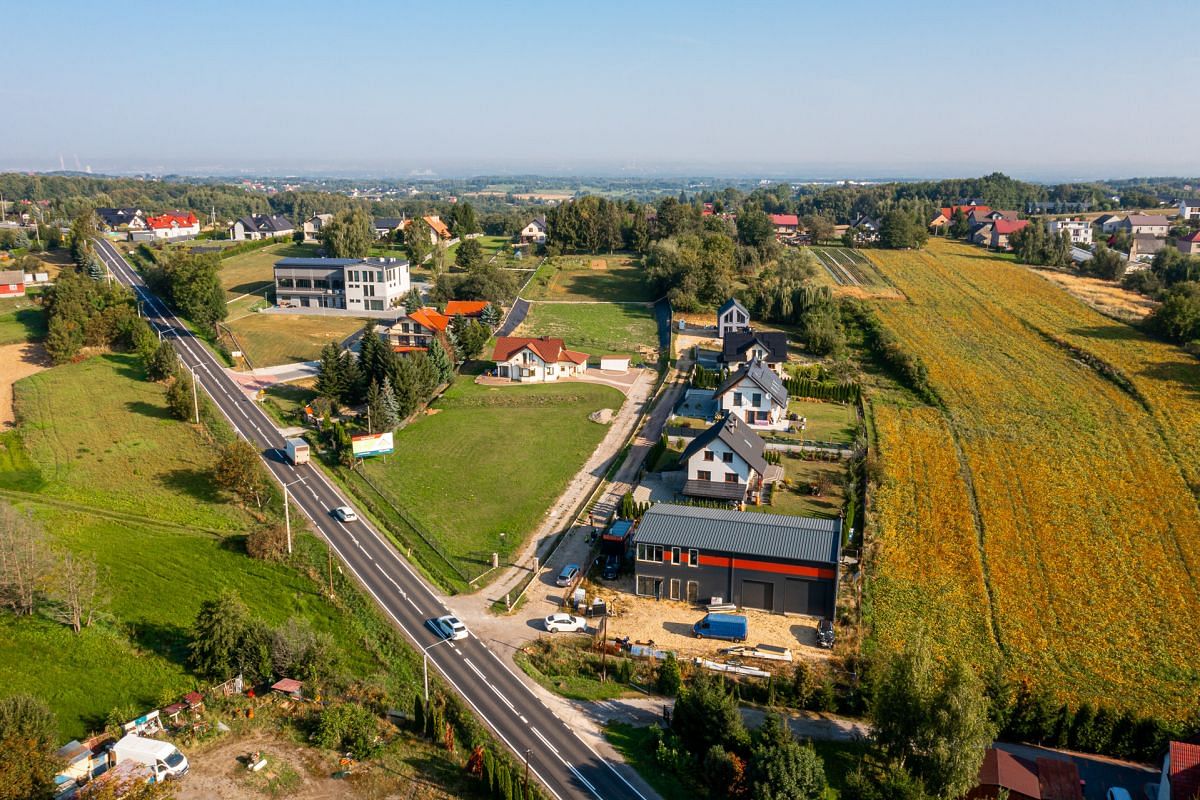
(631, 504, 840, 617)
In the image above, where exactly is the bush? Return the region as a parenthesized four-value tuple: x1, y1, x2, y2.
(246, 524, 289, 561)
(315, 702, 381, 759)
(657, 652, 682, 696)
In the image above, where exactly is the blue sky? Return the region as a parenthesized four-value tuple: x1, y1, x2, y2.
(5, 0, 1199, 179)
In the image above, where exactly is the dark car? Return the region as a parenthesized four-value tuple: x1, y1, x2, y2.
(601, 554, 621, 580)
(816, 618, 835, 649)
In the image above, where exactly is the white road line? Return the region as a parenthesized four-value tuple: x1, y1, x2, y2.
(531, 727, 560, 757)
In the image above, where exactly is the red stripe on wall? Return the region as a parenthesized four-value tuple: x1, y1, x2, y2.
(697, 554, 835, 580)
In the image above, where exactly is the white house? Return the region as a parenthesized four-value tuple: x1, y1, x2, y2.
(1095, 214, 1124, 234)
(717, 297, 751, 339)
(274, 257, 409, 312)
(230, 214, 294, 240)
(95, 207, 146, 231)
(719, 330, 788, 376)
(677, 413, 782, 503)
(1178, 200, 1200, 221)
(519, 216, 548, 245)
(713, 358, 789, 431)
(1157, 741, 1200, 800)
(491, 336, 588, 382)
(1046, 218, 1093, 246)
(1120, 214, 1170, 237)
(373, 217, 405, 239)
(145, 211, 200, 240)
(302, 213, 333, 243)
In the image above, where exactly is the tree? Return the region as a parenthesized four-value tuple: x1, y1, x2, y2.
(403, 286, 424, 313)
(246, 524, 289, 561)
(69, 209, 99, 266)
(879, 211, 927, 250)
(455, 238, 484, 270)
(0, 502, 53, 617)
(737, 208, 775, 250)
(316, 703, 381, 758)
(949, 209, 970, 239)
(165, 370, 197, 421)
(803, 214, 834, 244)
(379, 375, 401, 428)
(657, 651, 682, 696)
(452, 318, 492, 360)
(189, 590, 249, 679)
(450, 202, 480, 237)
(0, 694, 60, 800)
(869, 637, 995, 799)
(1147, 281, 1200, 343)
(704, 745, 748, 799)
(749, 714, 827, 800)
(457, 261, 517, 305)
(318, 208, 374, 259)
(144, 339, 176, 381)
(47, 551, 101, 634)
(672, 669, 749, 756)
(315, 342, 345, 405)
(480, 302, 501, 328)
(213, 439, 271, 509)
(405, 218, 433, 265)
(269, 617, 335, 684)
(1088, 243, 1127, 280)
(428, 337, 455, 386)
(802, 305, 845, 356)
(145, 249, 226, 332)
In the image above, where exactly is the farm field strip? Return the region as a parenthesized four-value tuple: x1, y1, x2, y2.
(810, 247, 858, 286)
(864, 240, 1200, 719)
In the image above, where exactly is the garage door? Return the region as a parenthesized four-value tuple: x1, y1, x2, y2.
(740, 579, 774, 611)
(786, 578, 830, 617)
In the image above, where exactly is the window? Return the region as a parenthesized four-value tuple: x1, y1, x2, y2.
(295, 278, 312, 289)
(367, 300, 383, 311)
(636, 575, 660, 597)
(686, 581, 700, 603)
(314, 279, 329, 289)
(697, 470, 711, 481)
(669, 579, 681, 600)
(733, 392, 742, 406)
(376, 271, 384, 283)
(277, 278, 294, 288)
(688, 549, 698, 567)
(725, 473, 739, 483)
(363, 284, 376, 297)
(752, 393, 761, 407)
(671, 547, 680, 565)
(722, 452, 733, 463)
(636, 543, 663, 563)
(703, 450, 714, 462)
(348, 270, 359, 283)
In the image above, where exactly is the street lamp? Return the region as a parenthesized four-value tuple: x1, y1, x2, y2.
(282, 479, 303, 555)
(422, 637, 454, 703)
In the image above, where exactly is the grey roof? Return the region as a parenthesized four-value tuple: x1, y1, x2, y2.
(237, 214, 293, 233)
(374, 217, 404, 230)
(718, 297, 749, 318)
(714, 358, 788, 408)
(1124, 214, 1167, 227)
(678, 413, 768, 475)
(720, 331, 787, 364)
(275, 256, 409, 269)
(851, 214, 881, 230)
(633, 504, 841, 564)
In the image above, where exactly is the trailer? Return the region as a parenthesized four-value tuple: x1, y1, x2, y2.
(284, 438, 310, 466)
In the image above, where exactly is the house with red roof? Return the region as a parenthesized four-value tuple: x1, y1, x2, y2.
(1158, 741, 1200, 800)
(1176, 230, 1200, 256)
(769, 213, 800, 237)
(145, 211, 199, 240)
(491, 336, 588, 382)
(0, 269, 25, 299)
(990, 219, 1030, 251)
(386, 306, 451, 352)
(444, 300, 490, 318)
(968, 748, 1082, 800)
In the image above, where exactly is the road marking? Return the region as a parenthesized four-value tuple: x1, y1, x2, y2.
(531, 726, 560, 756)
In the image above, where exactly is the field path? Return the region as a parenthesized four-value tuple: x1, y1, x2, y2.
(0, 342, 49, 428)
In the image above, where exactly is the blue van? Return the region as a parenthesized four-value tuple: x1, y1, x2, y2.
(692, 613, 748, 642)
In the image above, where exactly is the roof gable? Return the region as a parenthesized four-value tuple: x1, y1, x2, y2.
(993, 219, 1029, 235)
(978, 749, 1041, 799)
(714, 359, 788, 407)
(721, 331, 787, 363)
(718, 297, 749, 319)
(408, 307, 451, 332)
(679, 413, 769, 475)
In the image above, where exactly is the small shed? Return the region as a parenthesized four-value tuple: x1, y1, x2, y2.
(162, 703, 187, 724)
(600, 355, 630, 372)
(183, 691, 204, 711)
(271, 678, 303, 699)
(602, 520, 634, 555)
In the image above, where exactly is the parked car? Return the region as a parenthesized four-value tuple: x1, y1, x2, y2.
(692, 613, 748, 642)
(816, 618, 835, 649)
(601, 554, 621, 580)
(428, 615, 468, 641)
(332, 506, 358, 523)
(543, 613, 588, 633)
(555, 563, 580, 587)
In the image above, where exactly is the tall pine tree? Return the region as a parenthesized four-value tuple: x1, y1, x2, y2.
(428, 338, 455, 386)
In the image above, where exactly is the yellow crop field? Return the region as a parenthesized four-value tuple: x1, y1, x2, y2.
(864, 239, 1200, 720)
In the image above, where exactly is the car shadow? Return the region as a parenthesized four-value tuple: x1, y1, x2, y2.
(662, 621, 695, 637)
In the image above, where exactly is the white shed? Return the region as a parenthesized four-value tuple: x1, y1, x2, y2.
(600, 355, 630, 372)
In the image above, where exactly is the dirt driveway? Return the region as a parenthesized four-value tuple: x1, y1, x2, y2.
(0, 342, 50, 428)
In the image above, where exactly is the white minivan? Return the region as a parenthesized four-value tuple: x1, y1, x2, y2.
(112, 734, 189, 781)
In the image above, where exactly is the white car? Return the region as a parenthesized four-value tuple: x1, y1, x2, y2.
(429, 615, 468, 641)
(543, 613, 588, 633)
(332, 506, 358, 523)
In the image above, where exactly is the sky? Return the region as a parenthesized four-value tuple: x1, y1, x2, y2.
(4, 0, 1199, 181)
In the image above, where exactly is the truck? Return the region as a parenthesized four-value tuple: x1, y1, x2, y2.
(692, 612, 748, 642)
(111, 734, 189, 782)
(284, 437, 310, 466)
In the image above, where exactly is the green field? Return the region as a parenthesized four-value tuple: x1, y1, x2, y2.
(217, 241, 316, 299)
(0, 354, 389, 739)
(785, 399, 859, 443)
(224, 311, 364, 368)
(0, 293, 45, 344)
(762, 458, 845, 519)
(517, 302, 659, 360)
(524, 253, 653, 302)
(358, 376, 623, 569)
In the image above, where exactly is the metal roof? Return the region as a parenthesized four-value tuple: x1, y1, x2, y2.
(633, 504, 840, 564)
(714, 358, 788, 408)
(275, 257, 409, 268)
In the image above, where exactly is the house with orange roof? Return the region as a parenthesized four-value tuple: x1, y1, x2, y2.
(386, 306, 451, 352)
(444, 300, 490, 318)
(491, 336, 588, 382)
(401, 215, 452, 244)
(145, 211, 199, 240)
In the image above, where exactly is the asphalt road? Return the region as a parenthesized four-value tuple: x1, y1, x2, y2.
(93, 239, 649, 800)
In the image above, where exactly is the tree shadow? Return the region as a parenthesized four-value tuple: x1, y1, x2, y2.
(128, 619, 191, 665)
(228, 280, 272, 296)
(125, 400, 173, 420)
(1065, 324, 1143, 342)
(160, 467, 223, 503)
(219, 534, 249, 554)
(1139, 360, 1200, 399)
(110, 357, 147, 381)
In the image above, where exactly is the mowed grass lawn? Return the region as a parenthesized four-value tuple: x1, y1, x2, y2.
(217, 241, 318, 298)
(225, 311, 364, 367)
(786, 399, 859, 443)
(0, 355, 376, 739)
(524, 253, 653, 302)
(0, 293, 46, 344)
(518, 302, 659, 360)
(360, 378, 623, 565)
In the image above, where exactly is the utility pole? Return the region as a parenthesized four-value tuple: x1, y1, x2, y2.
(282, 479, 302, 555)
(327, 542, 335, 597)
(524, 749, 531, 790)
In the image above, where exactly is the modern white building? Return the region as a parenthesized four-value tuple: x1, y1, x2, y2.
(273, 257, 410, 312)
(1046, 218, 1093, 245)
(717, 297, 751, 339)
(1178, 200, 1200, 221)
(712, 358, 790, 430)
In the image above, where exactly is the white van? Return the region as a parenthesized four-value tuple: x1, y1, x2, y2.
(112, 734, 189, 781)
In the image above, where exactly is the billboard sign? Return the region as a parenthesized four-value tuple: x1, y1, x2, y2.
(351, 431, 394, 458)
